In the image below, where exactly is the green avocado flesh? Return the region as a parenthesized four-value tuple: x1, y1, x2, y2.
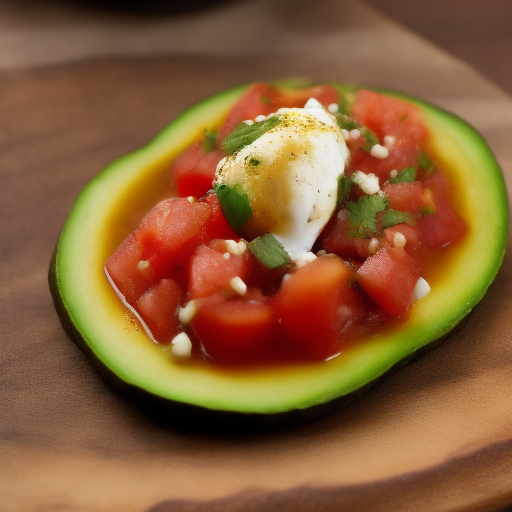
(50, 84, 508, 423)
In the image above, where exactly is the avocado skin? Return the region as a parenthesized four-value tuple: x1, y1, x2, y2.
(49, 247, 466, 431)
(48, 83, 508, 428)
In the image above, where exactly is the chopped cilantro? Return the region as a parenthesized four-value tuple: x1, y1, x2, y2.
(222, 116, 281, 155)
(347, 194, 389, 237)
(336, 175, 352, 206)
(382, 209, 416, 229)
(248, 233, 291, 269)
(399, 114, 408, 122)
(335, 113, 359, 131)
(214, 183, 253, 232)
(332, 83, 358, 115)
(389, 167, 417, 183)
(260, 95, 272, 105)
(248, 157, 261, 167)
(419, 152, 433, 172)
(360, 126, 379, 153)
(201, 129, 217, 153)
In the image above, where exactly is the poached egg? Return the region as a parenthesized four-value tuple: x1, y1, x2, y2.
(215, 98, 349, 260)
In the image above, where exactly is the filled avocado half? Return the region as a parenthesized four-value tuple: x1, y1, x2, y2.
(49, 83, 508, 427)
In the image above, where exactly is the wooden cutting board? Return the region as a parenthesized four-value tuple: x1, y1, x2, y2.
(0, 5, 511, 511)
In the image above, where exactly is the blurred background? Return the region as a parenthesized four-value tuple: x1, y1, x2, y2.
(0, 0, 510, 95)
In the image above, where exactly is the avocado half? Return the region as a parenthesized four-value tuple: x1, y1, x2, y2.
(49, 84, 508, 427)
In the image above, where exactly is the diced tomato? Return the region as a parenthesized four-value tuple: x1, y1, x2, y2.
(200, 192, 239, 242)
(171, 141, 224, 199)
(356, 245, 420, 317)
(137, 197, 212, 284)
(348, 140, 422, 181)
(351, 89, 428, 145)
(191, 292, 277, 363)
(382, 181, 425, 214)
(384, 223, 422, 257)
(272, 84, 338, 109)
(418, 190, 466, 248)
(105, 233, 155, 304)
(188, 243, 250, 299)
(218, 83, 339, 141)
(274, 256, 363, 360)
(320, 209, 371, 260)
(135, 279, 183, 344)
(217, 83, 278, 141)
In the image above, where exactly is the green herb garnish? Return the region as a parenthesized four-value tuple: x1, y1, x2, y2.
(248, 157, 261, 167)
(335, 113, 359, 131)
(201, 129, 217, 153)
(214, 183, 253, 232)
(360, 126, 379, 153)
(222, 117, 281, 155)
(347, 194, 389, 237)
(382, 209, 416, 229)
(419, 152, 433, 172)
(389, 167, 417, 183)
(247, 233, 291, 269)
(336, 175, 352, 206)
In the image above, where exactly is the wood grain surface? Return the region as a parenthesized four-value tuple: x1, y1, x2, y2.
(0, 1, 511, 511)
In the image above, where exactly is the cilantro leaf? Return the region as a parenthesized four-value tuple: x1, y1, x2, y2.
(382, 209, 416, 229)
(247, 233, 291, 269)
(214, 183, 253, 232)
(222, 117, 281, 155)
(335, 113, 359, 131)
(360, 126, 379, 153)
(389, 167, 417, 183)
(346, 194, 389, 237)
(419, 152, 433, 172)
(201, 129, 217, 153)
(336, 175, 352, 207)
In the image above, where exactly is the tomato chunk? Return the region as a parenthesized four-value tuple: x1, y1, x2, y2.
(171, 142, 224, 199)
(356, 245, 420, 317)
(275, 256, 363, 360)
(135, 279, 183, 344)
(383, 181, 425, 214)
(418, 190, 466, 248)
(188, 243, 250, 299)
(105, 233, 155, 304)
(191, 292, 277, 363)
(320, 210, 371, 260)
(137, 197, 211, 281)
(352, 89, 428, 145)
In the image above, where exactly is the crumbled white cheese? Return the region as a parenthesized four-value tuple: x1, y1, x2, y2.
(393, 232, 407, 248)
(255, 114, 267, 122)
(412, 277, 431, 301)
(368, 238, 380, 254)
(187, 196, 196, 203)
(370, 144, 389, 159)
(137, 260, 150, 270)
(171, 332, 192, 359)
(224, 239, 247, 256)
(244, 119, 254, 126)
(327, 103, 339, 113)
(383, 135, 395, 146)
(179, 300, 197, 325)
(389, 169, 398, 178)
(352, 170, 380, 195)
(341, 129, 350, 141)
(223, 252, 230, 260)
(230, 276, 247, 296)
(350, 128, 361, 140)
(295, 251, 317, 268)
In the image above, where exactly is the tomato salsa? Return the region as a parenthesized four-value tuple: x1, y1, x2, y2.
(105, 83, 467, 365)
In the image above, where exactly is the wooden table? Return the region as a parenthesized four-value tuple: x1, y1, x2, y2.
(1, 1, 511, 511)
